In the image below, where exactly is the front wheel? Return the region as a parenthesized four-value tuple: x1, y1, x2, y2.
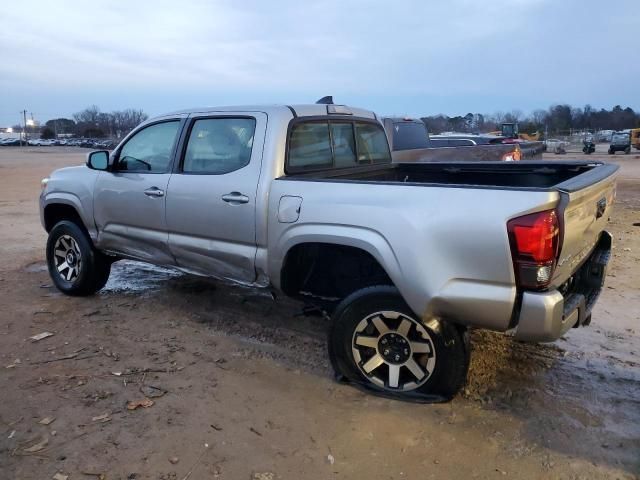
(625, 147, 631, 154)
(46, 221, 112, 296)
(329, 286, 469, 401)
(608, 148, 615, 155)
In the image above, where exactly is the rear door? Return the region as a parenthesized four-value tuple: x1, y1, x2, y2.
(165, 112, 267, 283)
(93, 119, 183, 265)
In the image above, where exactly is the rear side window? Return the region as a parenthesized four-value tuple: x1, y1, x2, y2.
(287, 120, 390, 172)
(183, 117, 255, 174)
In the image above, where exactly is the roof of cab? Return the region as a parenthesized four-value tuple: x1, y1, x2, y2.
(157, 104, 377, 120)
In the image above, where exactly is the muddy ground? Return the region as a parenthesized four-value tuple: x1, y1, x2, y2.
(0, 146, 638, 480)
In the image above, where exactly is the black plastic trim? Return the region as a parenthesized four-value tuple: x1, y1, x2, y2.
(285, 105, 297, 118)
(555, 163, 618, 192)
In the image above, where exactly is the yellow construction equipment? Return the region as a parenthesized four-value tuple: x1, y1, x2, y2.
(489, 123, 541, 141)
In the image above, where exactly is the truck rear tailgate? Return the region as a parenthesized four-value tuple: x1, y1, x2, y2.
(552, 164, 618, 287)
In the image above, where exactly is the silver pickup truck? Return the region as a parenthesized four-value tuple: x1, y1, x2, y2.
(40, 101, 617, 400)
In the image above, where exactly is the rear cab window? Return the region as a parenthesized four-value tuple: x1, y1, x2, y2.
(391, 122, 430, 151)
(287, 119, 391, 173)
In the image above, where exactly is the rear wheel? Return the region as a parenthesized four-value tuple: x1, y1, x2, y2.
(46, 221, 111, 296)
(608, 148, 615, 155)
(329, 286, 469, 401)
(625, 146, 631, 154)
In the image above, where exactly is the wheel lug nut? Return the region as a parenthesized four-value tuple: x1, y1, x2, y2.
(383, 349, 390, 355)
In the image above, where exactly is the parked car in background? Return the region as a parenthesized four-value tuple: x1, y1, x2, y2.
(544, 138, 569, 154)
(608, 132, 631, 155)
(40, 100, 617, 400)
(0, 137, 22, 146)
(429, 134, 508, 147)
(382, 117, 542, 162)
(596, 130, 614, 143)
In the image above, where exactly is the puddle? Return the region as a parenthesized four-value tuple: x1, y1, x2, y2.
(102, 260, 183, 294)
(24, 262, 48, 273)
(103, 260, 275, 298)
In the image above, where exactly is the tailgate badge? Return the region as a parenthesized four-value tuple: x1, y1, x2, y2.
(596, 198, 606, 219)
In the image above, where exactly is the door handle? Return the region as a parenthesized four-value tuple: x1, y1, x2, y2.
(144, 187, 165, 198)
(222, 192, 249, 204)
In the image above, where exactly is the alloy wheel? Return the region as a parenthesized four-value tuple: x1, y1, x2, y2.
(53, 234, 82, 282)
(351, 311, 436, 391)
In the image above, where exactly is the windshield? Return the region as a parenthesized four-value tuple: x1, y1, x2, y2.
(612, 133, 629, 143)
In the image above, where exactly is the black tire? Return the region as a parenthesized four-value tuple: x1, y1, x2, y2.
(608, 148, 614, 155)
(625, 147, 631, 154)
(329, 285, 469, 402)
(46, 220, 111, 296)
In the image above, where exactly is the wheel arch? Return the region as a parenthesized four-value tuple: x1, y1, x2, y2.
(275, 227, 403, 304)
(42, 196, 95, 241)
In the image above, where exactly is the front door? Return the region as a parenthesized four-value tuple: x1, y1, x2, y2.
(165, 112, 267, 283)
(93, 119, 183, 265)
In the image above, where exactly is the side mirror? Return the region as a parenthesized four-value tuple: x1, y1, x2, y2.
(87, 150, 109, 171)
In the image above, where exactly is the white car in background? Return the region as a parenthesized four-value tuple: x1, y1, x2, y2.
(544, 138, 569, 154)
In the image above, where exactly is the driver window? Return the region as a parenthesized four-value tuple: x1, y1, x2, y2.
(117, 121, 181, 173)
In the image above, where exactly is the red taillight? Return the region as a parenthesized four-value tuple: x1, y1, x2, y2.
(507, 210, 560, 289)
(501, 146, 522, 162)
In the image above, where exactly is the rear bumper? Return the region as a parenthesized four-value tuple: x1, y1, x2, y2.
(513, 231, 612, 342)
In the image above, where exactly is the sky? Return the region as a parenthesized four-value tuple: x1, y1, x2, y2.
(0, 0, 638, 126)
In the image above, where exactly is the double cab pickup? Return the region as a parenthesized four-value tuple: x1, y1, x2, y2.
(40, 100, 617, 400)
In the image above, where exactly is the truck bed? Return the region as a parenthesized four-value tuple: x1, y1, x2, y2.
(284, 161, 617, 192)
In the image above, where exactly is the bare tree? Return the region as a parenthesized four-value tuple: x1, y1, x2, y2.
(71, 106, 149, 138)
(531, 109, 546, 126)
(110, 109, 148, 137)
(72, 105, 101, 125)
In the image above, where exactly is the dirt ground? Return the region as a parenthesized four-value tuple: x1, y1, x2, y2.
(0, 146, 638, 480)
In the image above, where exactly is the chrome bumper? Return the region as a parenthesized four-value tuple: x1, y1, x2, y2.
(513, 231, 612, 342)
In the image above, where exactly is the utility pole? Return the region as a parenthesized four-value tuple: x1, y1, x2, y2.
(20, 110, 27, 146)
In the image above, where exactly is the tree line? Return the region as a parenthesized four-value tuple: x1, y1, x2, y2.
(421, 104, 640, 136)
(27, 105, 149, 139)
(17, 103, 640, 140)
